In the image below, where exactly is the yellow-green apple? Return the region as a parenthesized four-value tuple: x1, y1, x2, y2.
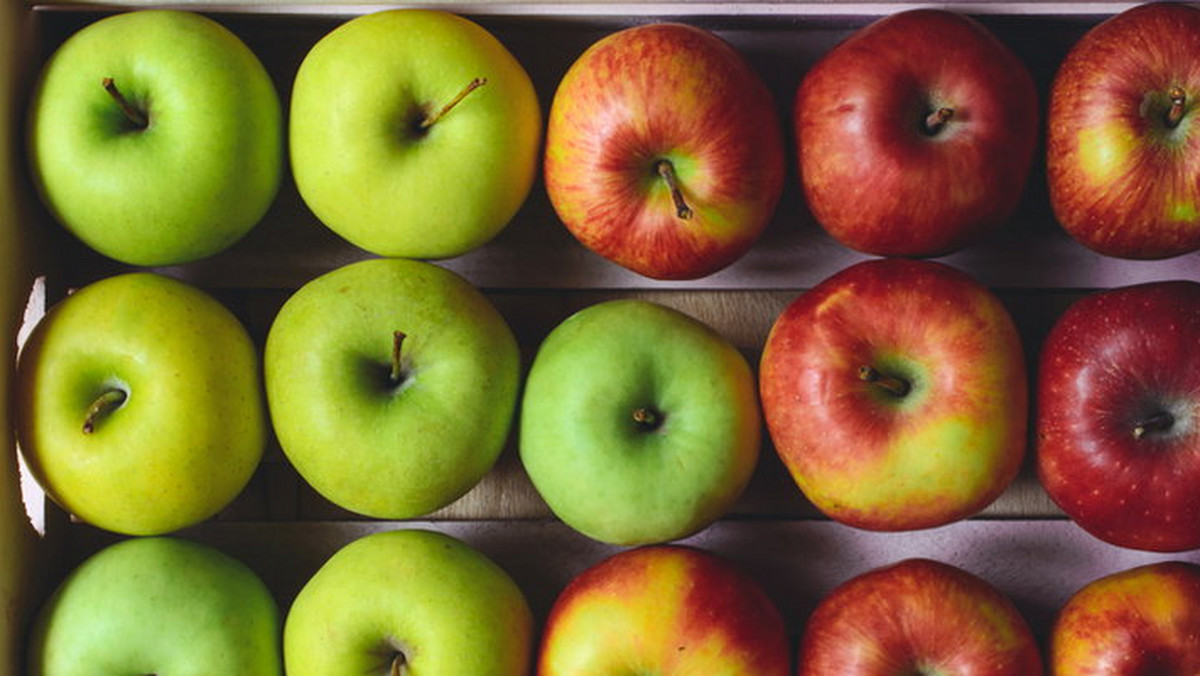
(284, 529, 532, 676)
(27, 9, 282, 266)
(538, 545, 789, 675)
(264, 258, 520, 518)
(15, 272, 266, 536)
(289, 9, 541, 259)
(1050, 561, 1200, 674)
(519, 299, 760, 545)
(759, 258, 1027, 531)
(28, 537, 282, 675)
(1047, 2, 1200, 259)
(544, 23, 784, 280)
(796, 9, 1039, 257)
(1037, 281, 1200, 552)
(798, 558, 1043, 675)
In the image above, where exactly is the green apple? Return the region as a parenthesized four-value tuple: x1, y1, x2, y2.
(289, 9, 541, 259)
(263, 258, 520, 518)
(284, 528, 532, 675)
(15, 272, 267, 536)
(27, 9, 282, 266)
(28, 536, 282, 675)
(520, 299, 760, 545)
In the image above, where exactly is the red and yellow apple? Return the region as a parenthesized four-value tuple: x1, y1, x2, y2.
(1050, 561, 1200, 675)
(759, 258, 1028, 531)
(798, 558, 1044, 675)
(796, 9, 1039, 257)
(544, 23, 784, 280)
(537, 545, 790, 675)
(1047, 2, 1200, 259)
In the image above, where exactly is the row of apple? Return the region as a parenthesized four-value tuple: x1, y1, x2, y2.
(26, 529, 1200, 674)
(27, 3, 1200, 281)
(16, 254, 1199, 555)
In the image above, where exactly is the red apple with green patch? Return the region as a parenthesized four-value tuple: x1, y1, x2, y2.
(759, 258, 1028, 531)
(1050, 561, 1200, 675)
(544, 22, 784, 280)
(537, 545, 790, 675)
(1047, 2, 1200, 259)
(798, 558, 1044, 675)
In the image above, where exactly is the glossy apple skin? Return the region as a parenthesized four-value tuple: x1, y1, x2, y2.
(544, 23, 784, 280)
(796, 9, 1039, 257)
(538, 545, 790, 676)
(759, 259, 1027, 531)
(1050, 562, 1200, 675)
(1047, 3, 1200, 259)
(798, 559, 1044, 676)
(1037, 281, 1200, 552)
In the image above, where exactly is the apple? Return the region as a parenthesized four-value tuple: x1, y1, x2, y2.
(15, 272, 267, 536)
(1047, 2, 1200, 259)
(289, 9, 541, 259)
(798, 558, 1043, 675)
(519, 299, 760, 545)
(27, 9, 282, 266)
(759, 258, 1028, 531)
(1050, 561, 1200, 674)
(795, 9, 1039, 257)
(264, 258, 520, 519)
(538, 544, 790, 675)
(544, 23, 784, 280)
(284, 528, 532, 675)
(1037, 280, 1200, 552)
(28, 536, 282, 675)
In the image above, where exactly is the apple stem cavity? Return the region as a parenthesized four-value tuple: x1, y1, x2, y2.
(922, 107, 955, 136)
(419, 77, 488, 130)
(1133, 410, 1175, 440)
(1167, 86, 1188, 129)
(654, 159, 693, 220)
(858, 365, 911, 398)
(632, 406, 664, 432)
(101, 77, 148, 130)
(82, 388, 127, 434)
(390, 330, 407, 386)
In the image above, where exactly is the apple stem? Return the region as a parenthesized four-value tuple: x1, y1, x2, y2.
(654, 159, 693, 220)
(858, 366, 910, 397)
(101, 77, 148, 129)
(419, 77, 488, 130)
(1167, 86, 1188, 129)
(1133, 411, 1175, 440)
(390, 330, 407, 385)
(391, 652, 407, 676)
(82, 388, 127, 434)
(923, 107, 954, 136)
(632, 406, 662, 431)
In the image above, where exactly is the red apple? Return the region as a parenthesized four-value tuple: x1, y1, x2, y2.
(1037, 280, 1200, 552)
(795, 9, 1039, 257)
(759, 258, 1028, 531)
(1047, 2, 1200, 259)
(1050, 561, 1200, 675)
(544, 23, 784, 280)
(798, 558, 1044, 675)
(537, 545, 790, 675)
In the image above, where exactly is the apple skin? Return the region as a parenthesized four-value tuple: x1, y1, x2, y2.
(289, 9, 541, 259)
(759, 258, 1028, 531)
(538, 545, 790, 676)
(283, 528, 532, 676)
(796, 9, 1039, 257)
(1050, 561, 1200, 675)
(544, 23, 785, 280)
(27, 536, 282, 675)
(798, 558, 1044, 676)
(1047, 2, 1200, 259)
(15, 272, 266, 536)
(264, 258, 520, 519)
(27, 9, 282, 266)
(519, 299, 760, 545)
(1037, 280, 1200, 552)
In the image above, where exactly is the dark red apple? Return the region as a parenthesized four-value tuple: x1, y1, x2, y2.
(795, 9, 1039, 257)
(1037, 280, 1200, 552)
(1047, 2, 1200, 259)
